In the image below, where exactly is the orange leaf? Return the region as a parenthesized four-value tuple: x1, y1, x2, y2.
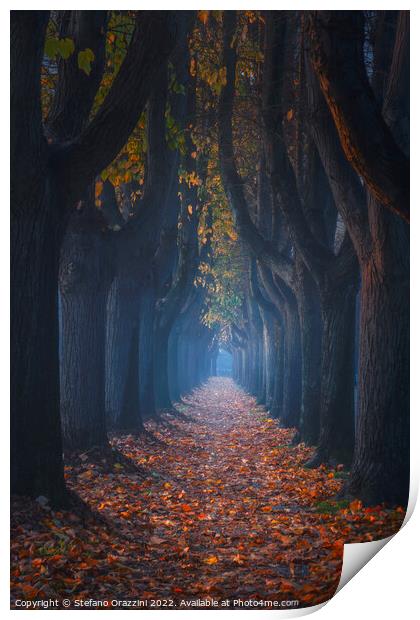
(95, 180, 103, 198)
(349, 499, 363, 512)
(79, 469, 94, 480)
(31, 558, 43, 567)
(203, 555, 218, 565)
(198, 10, 210, 25)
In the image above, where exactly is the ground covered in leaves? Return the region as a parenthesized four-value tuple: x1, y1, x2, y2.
(11, 378, 405, 609)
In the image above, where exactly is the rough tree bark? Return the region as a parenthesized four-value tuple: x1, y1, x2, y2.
(307, 10, 409, 222)
(11, 10, 177, 503)
(307, 10, 409, 502)
(262, 11, 358, 465)
(59, 200, 113, 450)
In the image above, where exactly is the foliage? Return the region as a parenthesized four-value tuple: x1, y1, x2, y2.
(11, 380, 405, 608)
(45, 37, 75, 60)
(77, 48, 95, 75)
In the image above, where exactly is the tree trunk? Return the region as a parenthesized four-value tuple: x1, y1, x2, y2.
(106, 277, 141, 429)
(59, 207, 111, 450)
(11, 10, 177, 504)
(168, 325, 181, 402)
(120, 321, 144, 432)
(153, 320, 172, 410)
(270, 322, 285, 419)
(138, 284, 157, 419)
(307, 278, 357, 467)
(282, 303, 302, 428)
(295, 263, 322, 445)
(11, 201, 66, 504)
(348, 213, 409, 505)
(261, 311, 275, 409)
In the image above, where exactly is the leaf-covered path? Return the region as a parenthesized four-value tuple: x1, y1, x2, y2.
(11, 378, 404, 609)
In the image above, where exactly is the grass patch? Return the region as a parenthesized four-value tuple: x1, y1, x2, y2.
(314, 499, 349, 514)
(334, 471, 350, 479)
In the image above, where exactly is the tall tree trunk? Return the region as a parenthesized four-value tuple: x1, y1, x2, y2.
(306, 278, 357, 467)
(261, 311, 275, 409)
(11, 11, 66, 504)
(270, 322, 285, 419)
(106, 277, 141, 429)
(306, 11, 409, 501)
(11, 201, 66, 503)
(153, 321, 173, 410)
(138, 283, 157, 419)
(59, 206, 111, 450)
(295, 262, 322, 445)
(11, 10, 177, 503)
(348, 209, 409, 504)
(282, 302, 302, 428)
(120, 321, 144, 432)
(168, 325, 181, 402)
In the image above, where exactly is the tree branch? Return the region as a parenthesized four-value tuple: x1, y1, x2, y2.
(218, 10, 293, 285)
(307, 10, 409, 223)
(11, 11, 49, 215)
(262, 11, 335, 280)
(46, 11, 108, 142)
(54, 11, 177, 202)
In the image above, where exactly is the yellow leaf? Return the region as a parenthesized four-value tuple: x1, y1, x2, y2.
(203, 555, 218, 565)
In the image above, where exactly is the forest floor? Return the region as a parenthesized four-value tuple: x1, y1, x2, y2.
(11, 378, 404, 609)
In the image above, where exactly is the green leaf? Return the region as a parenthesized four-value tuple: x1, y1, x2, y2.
(78, 48, 95, 75)
(45, 38, 59, 59)
(45, 37, 75, 60)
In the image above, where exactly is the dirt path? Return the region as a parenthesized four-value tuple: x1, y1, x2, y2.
(11, 378, 404, 609)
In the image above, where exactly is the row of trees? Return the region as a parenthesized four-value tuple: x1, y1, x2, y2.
(11, 10, 218, 506)
(217, 10, 409, 506)
(11, 10, 409, 509)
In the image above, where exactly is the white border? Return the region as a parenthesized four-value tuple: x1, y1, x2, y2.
(2, 2, 418, 617)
